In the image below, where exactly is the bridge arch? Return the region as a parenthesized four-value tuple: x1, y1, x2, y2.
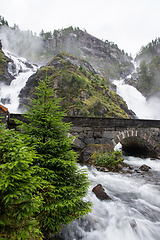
(111, 129, 157, 157)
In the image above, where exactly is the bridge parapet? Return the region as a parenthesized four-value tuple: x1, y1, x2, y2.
(63, 116, 160, 128)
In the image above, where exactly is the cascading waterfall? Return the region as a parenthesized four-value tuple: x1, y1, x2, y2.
(0, 50, 38, 113)
(113, 79, 160, 120)
(1, 51, 160, 239)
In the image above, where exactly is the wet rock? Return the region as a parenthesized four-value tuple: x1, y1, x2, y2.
(139, 164, 151, 172)
(130, 219, 137, 228)
(100, 167, 109, 172)
(92, 184, 112, 201)
(95, 166, 109, 172)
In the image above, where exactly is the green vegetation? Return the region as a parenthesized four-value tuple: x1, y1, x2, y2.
(18, 76, 92, 237)
(133, 37, 160, 96)
(0, 76, 92, 238)
(90, 148, 124, 171)
(136, 56, 160, 95)
(0, 15, 8, 26)
(136, 37, 160, 61)
(36, 52, 129, 118)
(0, 126, 42, 239)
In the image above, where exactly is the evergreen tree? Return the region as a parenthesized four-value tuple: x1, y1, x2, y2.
(19, 76, 92, 237)
(0, 16, 8, 26)
(0, 125, 42, 239)
(39, 29, 45, 38)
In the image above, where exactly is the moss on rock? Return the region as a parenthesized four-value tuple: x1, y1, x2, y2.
(19, 52, 131, 118)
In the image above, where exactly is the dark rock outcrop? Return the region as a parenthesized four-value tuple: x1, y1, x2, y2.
(0, 41, 14, 85)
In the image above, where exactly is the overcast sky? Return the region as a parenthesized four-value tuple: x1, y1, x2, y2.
(1, 0, 160, 56)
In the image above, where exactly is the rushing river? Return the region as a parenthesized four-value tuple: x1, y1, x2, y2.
(57, 80, 160, 239)
(57, 159, 160, 240)
(1, 50, 160, 239)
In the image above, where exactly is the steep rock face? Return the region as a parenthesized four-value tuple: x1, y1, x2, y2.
(0, 40, 14, 85)
(43, 28, 134, 79)
(0, 25, 134, 80)
(19, 52, 136, 119)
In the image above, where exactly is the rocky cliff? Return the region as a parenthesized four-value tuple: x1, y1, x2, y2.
(19, 52, 136, 119)
(0, 25, 134, 80)
(42, 27, 134, 80)
(0, 40, 14, 85)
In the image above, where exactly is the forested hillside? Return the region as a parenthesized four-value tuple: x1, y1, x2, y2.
(128, 38, 160, 97)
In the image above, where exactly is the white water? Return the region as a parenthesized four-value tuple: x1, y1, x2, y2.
(59, 163, 160, 240)
(0, 51, 37, 113)
(113, 80, 160, 120)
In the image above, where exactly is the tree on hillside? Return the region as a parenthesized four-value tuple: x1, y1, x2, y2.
(44, 31, 52, 40)
(137, 57, 160, 94)
(149, 55, 160, 88)
(39, 29, 45, 38)
(137, 60, 152, 94)
(0, 16, 8, 26)
(0, 126, 42, 239)
(19, 76, 92, 238)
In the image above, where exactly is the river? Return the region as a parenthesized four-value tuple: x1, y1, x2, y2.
(56, 158, 160, 240)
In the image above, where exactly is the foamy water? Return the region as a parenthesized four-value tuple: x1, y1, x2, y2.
(114, 80, 160, 120)
(0, 51, 37, 113)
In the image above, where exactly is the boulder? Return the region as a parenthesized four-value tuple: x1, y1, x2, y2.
(92, 184, 112, 200)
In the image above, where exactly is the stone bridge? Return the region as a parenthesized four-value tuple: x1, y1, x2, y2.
(63, 116, 160, 161)
(3, 114, 160, 161)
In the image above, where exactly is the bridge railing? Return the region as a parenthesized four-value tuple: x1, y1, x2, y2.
(2, 113, 160, 129)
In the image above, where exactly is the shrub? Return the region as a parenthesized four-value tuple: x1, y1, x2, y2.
(90, 150, 124, 171)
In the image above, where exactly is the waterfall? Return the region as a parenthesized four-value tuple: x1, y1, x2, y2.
(113, 80, 160, 120)
(0, 51, 38, 113)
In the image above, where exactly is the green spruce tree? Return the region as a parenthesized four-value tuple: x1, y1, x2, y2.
(0, 125, 43, 239)
(19, 76, 92, 237)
